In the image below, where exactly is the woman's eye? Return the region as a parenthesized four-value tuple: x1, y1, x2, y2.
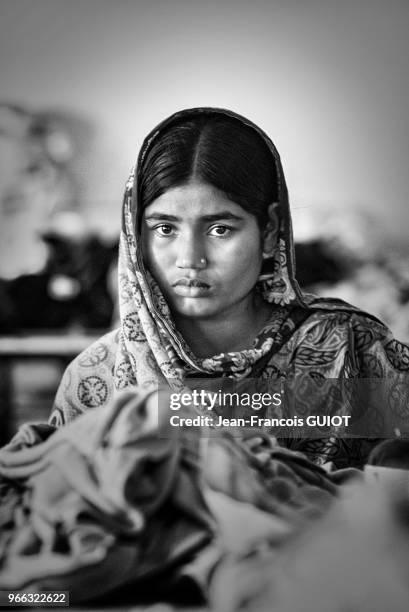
(208, 225, 232, 237)
(155, 224, 174, 236)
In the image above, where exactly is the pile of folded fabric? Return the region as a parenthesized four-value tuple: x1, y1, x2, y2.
(1, 390, 409, 611)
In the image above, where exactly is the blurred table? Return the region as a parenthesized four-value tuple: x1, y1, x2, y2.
(0, 332, 101, 445)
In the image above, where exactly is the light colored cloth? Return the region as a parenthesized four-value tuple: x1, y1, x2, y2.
(0, 391, 214, 600)
(209, 480, 409, 612)
(0, 390, 338, 601)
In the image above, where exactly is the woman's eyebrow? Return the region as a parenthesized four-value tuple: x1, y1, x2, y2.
(144, 212, 245, 222)
(201, 212, 244, 222)
(144, 213, 179, 221)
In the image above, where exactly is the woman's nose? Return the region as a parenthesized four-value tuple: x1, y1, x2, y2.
(175, 234, 207, 270)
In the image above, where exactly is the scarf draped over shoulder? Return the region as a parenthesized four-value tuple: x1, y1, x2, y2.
(49, 108, 409, 432)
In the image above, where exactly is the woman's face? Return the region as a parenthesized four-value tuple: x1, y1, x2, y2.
(141, 182, 267, 321)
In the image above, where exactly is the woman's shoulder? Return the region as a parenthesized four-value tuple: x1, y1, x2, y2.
(61, 327, 123, 399)
(290, 294, 396, 354)
(301, 294, 389, 332)
(50, 328, 123, 426)
(68, 327, 122, 372)
(296, 295, 409, 371)
(284, 296, 409, 378)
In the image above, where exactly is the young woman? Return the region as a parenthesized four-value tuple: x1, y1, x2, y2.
(50, 107, 409, 468)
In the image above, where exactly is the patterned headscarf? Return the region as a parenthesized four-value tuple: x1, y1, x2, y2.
(52, 108, 364, 424)
(115, 108, 311, 388)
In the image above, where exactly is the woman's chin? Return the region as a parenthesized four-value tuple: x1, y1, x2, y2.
(170, 296, 221, 319)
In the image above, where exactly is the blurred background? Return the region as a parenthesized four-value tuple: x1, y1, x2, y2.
(0, 0, 408, 440)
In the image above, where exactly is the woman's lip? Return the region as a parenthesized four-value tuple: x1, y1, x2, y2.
(172, 284, 211, 297)
(172, 279, 210, 288)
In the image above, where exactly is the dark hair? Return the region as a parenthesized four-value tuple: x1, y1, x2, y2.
(138, 114, 278, 229)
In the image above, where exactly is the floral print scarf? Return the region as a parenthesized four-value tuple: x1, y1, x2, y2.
(116, 107, 311, 386)
(51, 108, 400, 428)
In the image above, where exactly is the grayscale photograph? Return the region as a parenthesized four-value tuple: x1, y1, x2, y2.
(0, 1, 408, 610)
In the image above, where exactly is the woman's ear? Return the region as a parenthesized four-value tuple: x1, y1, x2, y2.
(262, 203, 280, 257)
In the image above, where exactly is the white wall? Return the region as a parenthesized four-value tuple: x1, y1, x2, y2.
(1, 0, 408, 244)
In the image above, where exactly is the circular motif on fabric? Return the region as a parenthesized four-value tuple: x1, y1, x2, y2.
(123, 312, 146, 341)
(119, 277, 142, 308)
(78, 343, 109, 367)
(385, 340, 409, 371)
(78, 376, 108, 408)
(115, 361, 137, 389)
